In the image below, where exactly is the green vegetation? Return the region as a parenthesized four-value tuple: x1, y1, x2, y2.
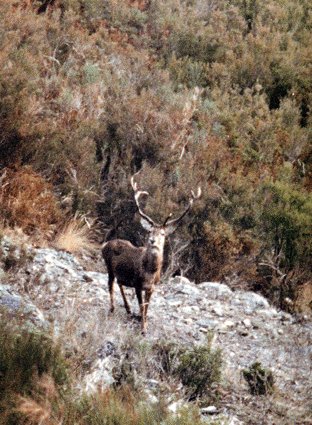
(243, 362, 274, 395)
(0, 316, 68, 424)
(0, 317, 220, 425)
(153, 337, 222, 403)
(175, 340, 222, 402)
(0, 0, 311, 310)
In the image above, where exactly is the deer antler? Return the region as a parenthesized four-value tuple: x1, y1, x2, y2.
(131, 176, 156, 226)
(165, 187, 201, 228)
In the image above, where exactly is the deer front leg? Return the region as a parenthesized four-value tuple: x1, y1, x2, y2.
(135, 288, 147, 335)
(144, 289, 153, 321)
(108, 274, 115, 313)
(119, 284, 131, 315)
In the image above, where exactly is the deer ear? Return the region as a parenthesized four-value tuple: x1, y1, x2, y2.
(140, 217, 153, 232)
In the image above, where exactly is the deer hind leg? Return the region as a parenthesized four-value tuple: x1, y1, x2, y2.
(118, 284, 131, 315)
(108, 273, 115, 313)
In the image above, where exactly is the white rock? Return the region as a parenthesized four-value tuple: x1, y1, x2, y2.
(169, 276, 193, 286)
(167, 399, 185, 414)
(212, 305, 224, 316)
(201, 405, 217, 414)
(146, 379, 160, 389)
(197, 318, 218, 329)
(199, 282, 233, 300)
(243, 318, 252, 328)
(181, 305, 200, 315)
(219, 319, 235, 330)
(232, 291, 270, 311)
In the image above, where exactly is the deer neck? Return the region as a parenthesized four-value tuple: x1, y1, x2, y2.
(142, 247, 162, 274)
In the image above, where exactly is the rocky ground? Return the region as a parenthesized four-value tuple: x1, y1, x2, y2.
(1, 238, 311, 424)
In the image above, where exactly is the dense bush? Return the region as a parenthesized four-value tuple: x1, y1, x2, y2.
(0, 0, 311, 310)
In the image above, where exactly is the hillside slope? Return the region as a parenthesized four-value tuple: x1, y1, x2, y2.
(1, 239, 311, 424)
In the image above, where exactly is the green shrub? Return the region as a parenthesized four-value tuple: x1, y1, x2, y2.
(242, 362, 274, 395)
(175, 339, 222, 402)
(154, 338, 222, 403)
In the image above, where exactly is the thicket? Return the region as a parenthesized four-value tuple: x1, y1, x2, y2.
(0, 0, 311, 310)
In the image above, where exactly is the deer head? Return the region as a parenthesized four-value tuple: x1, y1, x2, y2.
(131, 175, 201, 248)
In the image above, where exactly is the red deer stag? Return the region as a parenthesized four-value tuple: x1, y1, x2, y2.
(102, 176, 201, 334)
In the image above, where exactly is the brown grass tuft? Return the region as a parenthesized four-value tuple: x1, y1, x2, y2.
(16, 375, 58, 425)
(16, 396, 52, 425)
(53, 215, 98, 254)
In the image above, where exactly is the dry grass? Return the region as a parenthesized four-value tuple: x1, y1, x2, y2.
(53, 215, 98, 254)
(0, 166, 63, 239)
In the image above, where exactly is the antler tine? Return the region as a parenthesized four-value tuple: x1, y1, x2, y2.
(191, 187, 202, 200)
(131, 176, 156, 226)
(163, 212, 173, 227)
(166, 186, 201, 227)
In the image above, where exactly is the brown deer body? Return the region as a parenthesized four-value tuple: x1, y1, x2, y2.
(102, 176, 201, 334)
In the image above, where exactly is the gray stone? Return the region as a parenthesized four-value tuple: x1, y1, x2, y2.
(169, 276, 193, 286)
(2, 238, 311, 422)
(196, 318, 218, 329)
(199, 282, 233, 300)
(0, 267, 6, 282)
(167, 399, 185, 414)
(219, 319, 235, 330)
(0, 284, 47, 329)
(181, 305, 200, 315)
(212, 305, 224, 316)
(146, 379, 160, 389)
(232, 291, 270, 311)
(167, 299, 182, 307)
